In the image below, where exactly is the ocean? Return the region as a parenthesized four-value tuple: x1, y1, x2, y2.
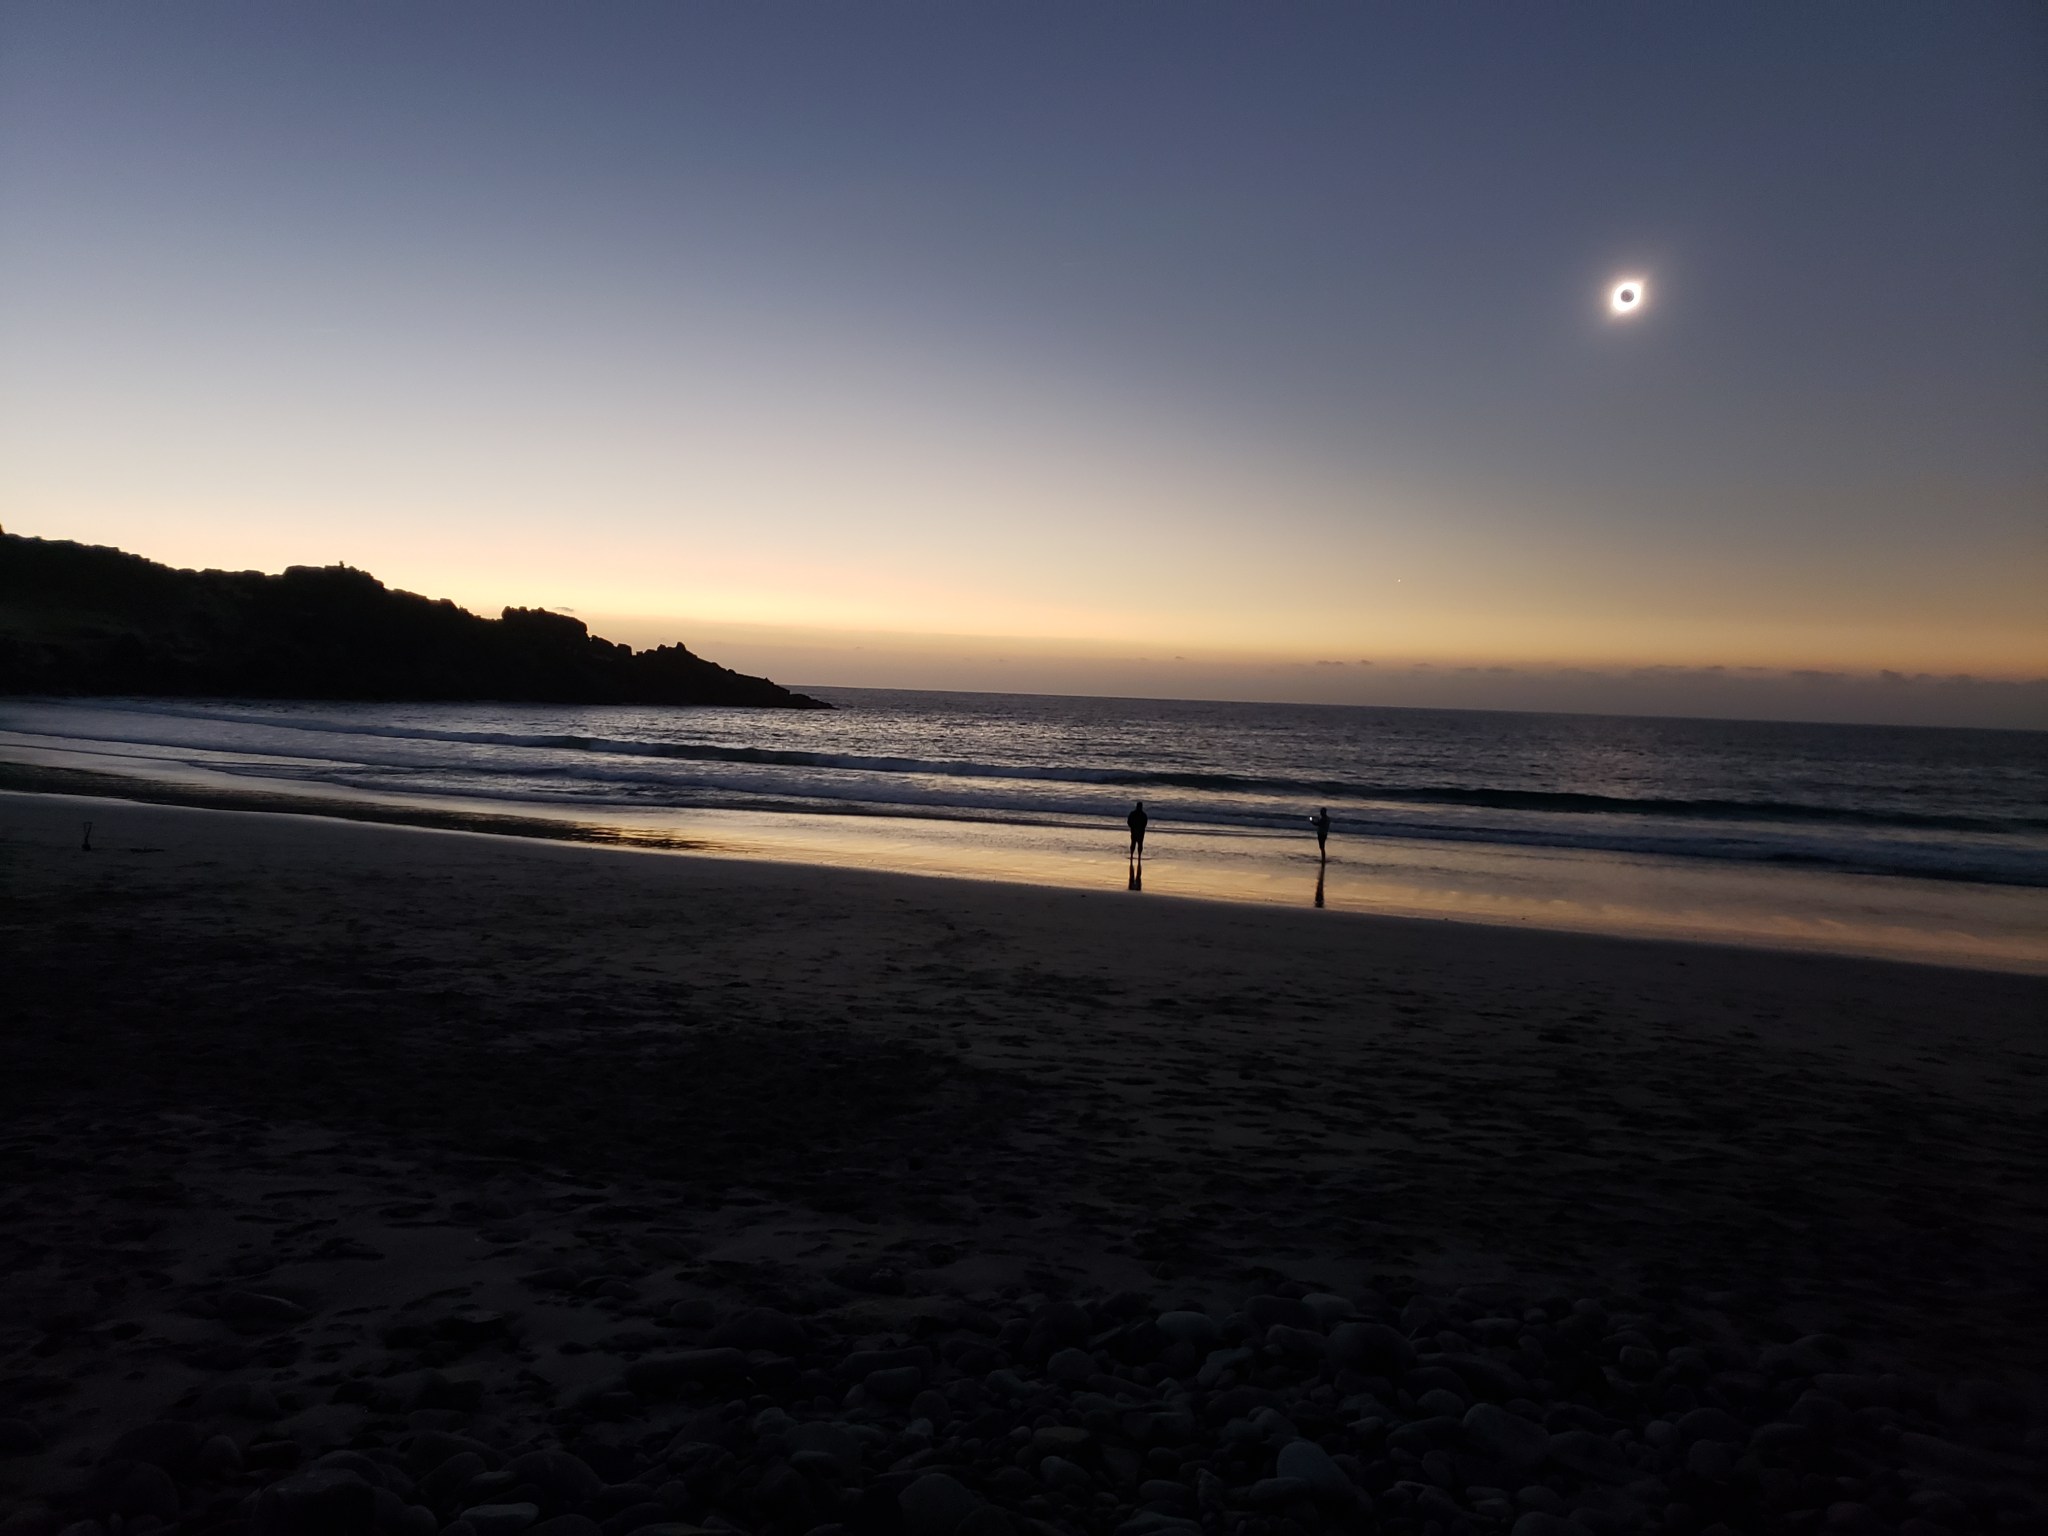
(4, 690, 2044, 969)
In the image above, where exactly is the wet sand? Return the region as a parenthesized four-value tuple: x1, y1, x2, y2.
(5, 750, 2045, 977)
(1, 791, 2043, 1534)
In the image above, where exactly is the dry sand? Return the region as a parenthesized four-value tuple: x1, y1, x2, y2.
(1, 791, 2043, 1535)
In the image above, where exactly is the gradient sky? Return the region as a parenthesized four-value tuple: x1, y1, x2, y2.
(2, 3, 2043, 719)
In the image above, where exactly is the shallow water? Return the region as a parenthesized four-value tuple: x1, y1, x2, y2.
(3, 690, 2044, 970)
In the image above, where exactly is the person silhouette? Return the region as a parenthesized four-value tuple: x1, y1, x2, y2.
(1312, 807, 1331, 859)
(1127, 800, 1149, 862)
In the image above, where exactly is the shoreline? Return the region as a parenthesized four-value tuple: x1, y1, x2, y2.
(2, 789, 2044, 1531)
(0, 760, 721, 853)
(0, 777, 2018, 986)
(3, 756, 2044, 977)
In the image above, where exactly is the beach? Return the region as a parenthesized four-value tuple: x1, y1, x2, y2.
(4, 694, 2045, 978)
(2, 789, 2043, 1536)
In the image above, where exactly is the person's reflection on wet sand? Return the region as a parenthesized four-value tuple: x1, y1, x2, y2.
(1125, 800, 1148, 890)
(1313, 862, 1325, 908)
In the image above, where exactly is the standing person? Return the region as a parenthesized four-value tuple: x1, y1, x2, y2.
(1127, 800, 1149, 861)
(1312, 806, 1331, 859)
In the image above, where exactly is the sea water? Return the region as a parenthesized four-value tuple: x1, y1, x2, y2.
(4, 690, 2044, 969)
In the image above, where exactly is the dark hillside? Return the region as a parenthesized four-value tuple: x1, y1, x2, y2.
(0, 533, 827, 707)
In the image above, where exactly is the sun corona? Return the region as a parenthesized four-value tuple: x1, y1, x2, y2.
(1609, 277, 1648, 316)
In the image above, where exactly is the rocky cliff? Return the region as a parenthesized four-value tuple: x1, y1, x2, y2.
(0, 534, 828, 708)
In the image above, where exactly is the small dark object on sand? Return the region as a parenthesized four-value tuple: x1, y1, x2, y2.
(80, 820, 92, 852)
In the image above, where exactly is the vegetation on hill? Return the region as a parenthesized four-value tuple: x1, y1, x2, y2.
(0, 533, 828, 707)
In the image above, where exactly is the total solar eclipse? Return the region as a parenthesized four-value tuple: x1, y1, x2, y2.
(1610, 278, 1647, 316)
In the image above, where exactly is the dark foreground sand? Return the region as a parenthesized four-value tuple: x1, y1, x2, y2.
(1, 793, 2043, 1536)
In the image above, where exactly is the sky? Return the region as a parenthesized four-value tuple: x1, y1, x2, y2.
(1, 2, 2043, 724)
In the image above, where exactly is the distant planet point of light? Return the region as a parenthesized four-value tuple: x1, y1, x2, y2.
(1610, 277, 1648, 316)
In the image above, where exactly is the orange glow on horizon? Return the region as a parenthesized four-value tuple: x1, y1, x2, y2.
(12, 505, 2044, 689)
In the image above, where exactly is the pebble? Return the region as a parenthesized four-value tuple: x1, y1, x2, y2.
(509, 1451, 601, 1510)
(1440, 1349, 1530, 1402)
(1618, 1344, 1660, 1376)
(420, 1451, 490, 1507)
(1274, 1438, 1352, 1503)
(1153, 1311, 1220, 1347)
(865, 1365, 925, 1401)
(1194, 1346, 1253, 1387)
(1464, 1402, 1550, 1482)
(620, 1348, 748, 1396)
(95, 1462, 179, 1521)
(1896, 1429, 2014, 1477)
(1301, 1292, 1357, 1326)
(1137, 1477, 1192, 1507)
(458, 1503, 541, 1536)
(194, 1379, 282, 1420)
(1030, 1425, 1090, 1458)
(1329, 1320, 1415, 1374)
(1677, 1405, 1747, 1444)
(104, 1420, 203, 1473)
(1045, 1346, 1095, 1384)
(1263, 1323, 1326, 1360)
(1548, 1427, 1632, 1483)
(708, 1305, 809, 1353)
(1040, 1454, 1092, 1493)
(900, 1471, 982, 1536)
(1387, 1414, 1464, 1455)
(1243, 1294, 1319, 1331)
(1686, 1438, 1735, 1481)
(1750, 1419, 1815, 1462)
(215, 1290, 311, 1333)
(197, 1433, 242, 1478)
(1246, 1475, 1313, 1507)
(1416, 1387, 1467, 1418)
(251, 1466, 374, 1536)
(1518, 1484, 1569, 1514)
(10, 1278, 2025, 1536)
